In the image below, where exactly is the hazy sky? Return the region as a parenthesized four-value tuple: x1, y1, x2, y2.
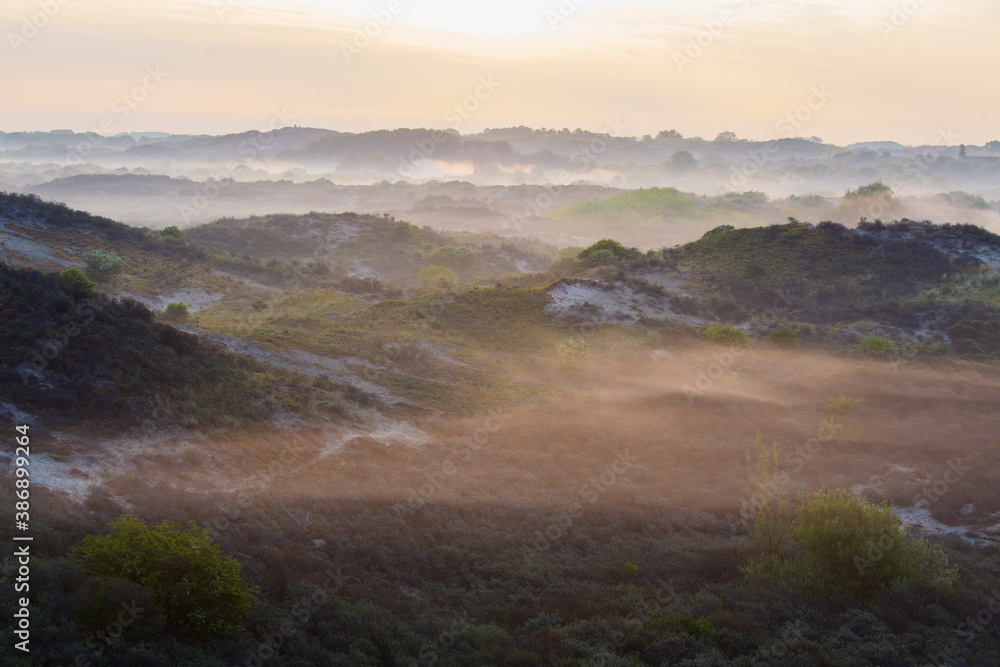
(2, 0, 997, 145)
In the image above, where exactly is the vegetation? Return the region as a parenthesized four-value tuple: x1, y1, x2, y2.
(858, 334, 899, 355)
(75, 515, 257, 640)
(84, 249, 128, 283)
(768, 329, 798, 349)
(163, 301, 190, 322)
(705, 323, 751, 347)
(417, 264, 459, 289)
(59, 267, 95, 291)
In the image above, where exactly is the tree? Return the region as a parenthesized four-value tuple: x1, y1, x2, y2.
(844, 181, 893, 199)
(75, 516, 257, 641)
(657, 129, 682, 139)
(959, 144, 967, 158)
(163, 302, 190, 323)
(714, 131, 738, 142)
(160, 225, 182, 238)
(670, 150, 697, 171)
(84, 249, 127, 283)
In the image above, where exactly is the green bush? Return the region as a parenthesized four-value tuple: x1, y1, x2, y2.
(60, 267, 95, 291)
(163, 302, 190, 323)
(705, 323, 751, 347)
(769, 329, 798, 349)
(623, 561, 638, 577)
(251, 298, 268, 312)
(417, 264, 459, 289)
(160, 225, 182, 238)
(845, 181, 893, 199)
(84, 249, 127, 284)
(858, 334, 899, 355)
(745, 488, 960, 604)
(824, 394, 859, 414)
(75, 516, 257, 641)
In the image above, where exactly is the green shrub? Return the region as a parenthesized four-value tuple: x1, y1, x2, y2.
(623, 561, 638, 577)
(84, 249, 127, 284)
(705, 323, 751, 347)
(823, 394, 859, 414)
(75, 516, 257, 641)
(702, 224, 735, 238)
(251, 298, 268, 312)
(769, 329, 798, 349)
(163, 302, 190, 323)
(845, 181, 893, 199)
(160, 225, 182, 238)
(417, 265, 459, 289)
(663, 611, 716, 637)
(745, 488, 960, 604)
(858, 334, 899, 355)
(60, 267, 95, 291)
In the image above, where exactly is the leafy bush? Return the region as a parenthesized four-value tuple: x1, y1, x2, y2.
(163, 302, 190, 323)
(160, 225, 182, 238)
(75, 516, 257, 640)
(84, 249, 127, 283)
(705, 323, 751, 347)
(623, 562, 638, 577)
(745, 488, 960, 604)
(251, 298, 268, 312)
(578, 239, 640, 265)
(845, 181, 894, 199)
(60, 267, 95, 291)
(417, 264, 459, 289)
(858, 334, 899, 355)
(769, 329, 798, 349)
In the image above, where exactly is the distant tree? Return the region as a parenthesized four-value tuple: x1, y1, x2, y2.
(417, 265, 459, 289)
(578, 239, 640, 266)
(844, 181, 894, 200)
(84, 250, 127, 284)
(986, 140, 1000, 152)
(959, 144, 967, 158)
(160, 225, 182, 238)
(163, 302, 190, 323)
(670, 150, 697, 171)
(75, 516, 257, 641)
(714, 131, 739, 142)
(657, 129, 682, 139)
(60, 267, 95, 291)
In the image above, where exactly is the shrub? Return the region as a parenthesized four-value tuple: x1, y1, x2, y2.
(823, 394, 858, 414)
(744, 488, 960, 604)
(160, 226, 182, 238)
(84, 250, 127, 284)
(578, 239, 640, 266)
(769, 329, 798, 349)
(705, 324, 751, 347)
(845, 181, 894, 200)
(556, 337, 591, 368)
(60, 267, 95, 291)
(623, 562, 638, 577)
(163, 302, 190, 323)
(417, 265, 459, 289)
(858, 334, 899, 355)
(75, 516, 257, 640)
(251, 298, 268, 312)
(702, 224, 735, 238)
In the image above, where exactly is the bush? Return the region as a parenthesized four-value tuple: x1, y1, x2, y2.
(769, 329, 798, 349)
(705, 324, 751, 347)
(417, 265, 459, 289)
(84, 250, 127, 284)
(745, 488, 960, 605)
(162, 302, 190, 323)
(160, 226, 182, 238)
(858, 334, 899, 355)
(251, 299, 268, 312)
(60, 267, 95, 291)
(578, 239, 640, 267)
(75, 516, 258, 641)
(824, 394, 859, 414)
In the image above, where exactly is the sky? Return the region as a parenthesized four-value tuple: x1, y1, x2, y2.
(1, 0, 997, 145)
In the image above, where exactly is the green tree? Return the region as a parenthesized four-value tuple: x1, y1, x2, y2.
(75, 516, 258, 640)
(60, 267, 96, 291)
(84, 249, 127, 284)
(670, 150, 697, 171)
(160, 225, 183, 238)
(705, 324, 751, 347)
(163, 302, 190, 323)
